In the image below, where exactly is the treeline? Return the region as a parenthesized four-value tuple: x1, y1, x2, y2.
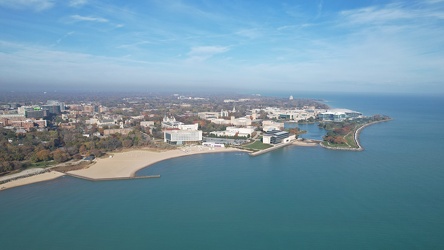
(0, 127, 167, 175)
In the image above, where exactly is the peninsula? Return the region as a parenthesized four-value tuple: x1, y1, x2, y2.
(319, 115, 392, 151)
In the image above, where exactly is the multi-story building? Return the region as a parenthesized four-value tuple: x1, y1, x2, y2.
(262, 130, 293, 144)
(161, 116, 184, 129)
(164, 130, 202, 145)
(46, 100, 66, 112)
(317, 109, 362, 122)
(41, 105, 61, 115)
(210, 126, 255, 138)
(231, 116, 252, 126)
(262, 120, 284, 132)
(198, 112, 219, 120)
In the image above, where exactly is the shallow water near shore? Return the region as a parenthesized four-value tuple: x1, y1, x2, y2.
(1, 93, 443, 249)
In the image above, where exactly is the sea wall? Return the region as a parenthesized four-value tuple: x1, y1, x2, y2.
(249, 141, 293, 156)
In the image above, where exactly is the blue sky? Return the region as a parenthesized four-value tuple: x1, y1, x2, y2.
(0, 0, 443, 93)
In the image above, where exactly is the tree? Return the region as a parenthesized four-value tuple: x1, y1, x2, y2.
(53, 149, 69, 163)
(36, 149, 51, 162)
(90, 149, 103, 158)
(123, 139, 133, 148)
(79, 144, 87, 155)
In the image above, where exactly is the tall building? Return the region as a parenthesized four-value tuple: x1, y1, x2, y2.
(41, 105, 61, 115)
(163, 130, 202, 145)
(46, 100, 66, 112)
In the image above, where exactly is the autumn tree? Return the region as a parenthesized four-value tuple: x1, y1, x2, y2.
(35, 149, 51, 162)
(52, 149, 70, 163)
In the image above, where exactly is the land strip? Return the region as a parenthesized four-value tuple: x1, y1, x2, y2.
(320, 119, 392, 151)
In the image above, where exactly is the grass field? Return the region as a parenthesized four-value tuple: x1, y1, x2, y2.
(243, 141, 273, 150)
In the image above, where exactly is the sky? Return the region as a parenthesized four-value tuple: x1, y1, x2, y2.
(0, 0, 444, 94)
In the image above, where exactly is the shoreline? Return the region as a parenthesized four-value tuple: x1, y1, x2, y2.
(320, 119, 392, 151)
(0, 146, 246, 191)
(292, 139, 319, 147)
(68, 146, 246, 180)
(0, 121, 388, 191)
(0, 171, 65, 191)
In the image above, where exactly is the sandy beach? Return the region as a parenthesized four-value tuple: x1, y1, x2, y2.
(2, 142, 322, 190)
(0, 146, 243, 191)
(69, 146, 244, 179)
(0, 171, 65, 191)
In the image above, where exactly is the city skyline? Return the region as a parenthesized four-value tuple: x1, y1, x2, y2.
(1, 0, 444, 94)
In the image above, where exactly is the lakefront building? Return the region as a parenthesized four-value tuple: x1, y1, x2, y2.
(262, 130, 294, 144)
(317, 109, 362, 122)
(164, 130, 203, 145)
(161, 115, 184, 129)
(163, 115, 202, 145)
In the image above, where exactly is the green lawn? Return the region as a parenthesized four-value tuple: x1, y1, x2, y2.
(243, 141, 273, 150)
(28, 161, 57, 168)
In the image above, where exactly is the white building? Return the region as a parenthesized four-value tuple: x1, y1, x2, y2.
(317, 109, 362, 122)
(262, 120, 285, 132)
(178, 123, 199, 131)
(230, 116, 252, 126)
(226, 126, 255, 136)
(210, 118, 231, 125)
(262, 130, 295, 144)
(164, 130, 203, 145)
(220, 109, 229, 117)
(161, 116, 184, 129)
(210, 126, 255, 138)
(209, 116, 252, 126)
(198, 112, 219, 120)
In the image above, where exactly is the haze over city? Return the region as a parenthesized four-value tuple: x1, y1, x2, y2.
(1, 0, 443, 93)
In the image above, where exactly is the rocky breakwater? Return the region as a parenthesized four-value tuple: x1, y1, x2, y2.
(0, 168, 50, 185)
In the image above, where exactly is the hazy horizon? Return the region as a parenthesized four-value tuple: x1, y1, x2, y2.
(1, 0, 444, 94)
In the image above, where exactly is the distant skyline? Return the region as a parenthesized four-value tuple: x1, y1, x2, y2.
(1, 0, 444, 94)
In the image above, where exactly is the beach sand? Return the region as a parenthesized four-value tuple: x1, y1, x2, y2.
(69, 146, 244, 179)
(0, 171, 65, 191)
(0, 142, 317, 191)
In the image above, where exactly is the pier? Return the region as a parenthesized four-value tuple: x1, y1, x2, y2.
(64, 172, 160, 181)
(249, 141, 294, 156)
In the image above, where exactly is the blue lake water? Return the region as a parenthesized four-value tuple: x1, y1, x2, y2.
(1, 93, 444, 249)
(284, 122, 326, 140)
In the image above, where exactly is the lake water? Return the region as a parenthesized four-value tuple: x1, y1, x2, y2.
(1, 93, 443, 249)
(284, 122, 326, 140)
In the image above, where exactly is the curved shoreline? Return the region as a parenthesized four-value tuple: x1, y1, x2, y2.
(68, 146, 246, 180)
(1, 120, 389, 191)
(0, 171, 65, 191)
(320, 119, 391, 151)
(0, 146, 246, 191)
